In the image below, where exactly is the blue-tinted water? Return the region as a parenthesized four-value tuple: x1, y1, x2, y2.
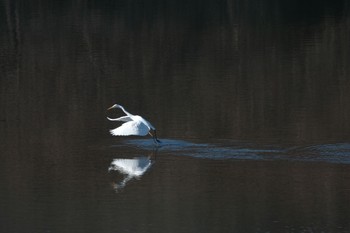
(105, 139, 350, 232)
(120, 139, 350, 164)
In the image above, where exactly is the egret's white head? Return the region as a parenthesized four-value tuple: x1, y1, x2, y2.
(107, 104, 121, 110)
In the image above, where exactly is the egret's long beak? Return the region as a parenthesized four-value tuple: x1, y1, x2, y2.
(107, 106, 115, 111)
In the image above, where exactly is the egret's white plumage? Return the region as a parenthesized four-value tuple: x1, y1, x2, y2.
(107, 104, 160, 143)
(107, 116, 132, 122)
(109, 120, 149, 136)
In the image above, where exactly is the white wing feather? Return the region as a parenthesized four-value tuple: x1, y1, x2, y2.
(107, 116, 133, 122)
(109, 121, 150, 136)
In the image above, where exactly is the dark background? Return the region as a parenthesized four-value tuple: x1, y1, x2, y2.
(1, 0, 349, 143)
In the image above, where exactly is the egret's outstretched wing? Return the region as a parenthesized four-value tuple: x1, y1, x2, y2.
(109, 121, 149, 136)
(107, 116, 132, 122)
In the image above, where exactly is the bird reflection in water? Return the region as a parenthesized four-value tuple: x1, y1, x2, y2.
(108, 150, 157, 192)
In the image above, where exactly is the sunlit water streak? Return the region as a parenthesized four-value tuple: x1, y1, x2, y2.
(110, 139, 350, 164)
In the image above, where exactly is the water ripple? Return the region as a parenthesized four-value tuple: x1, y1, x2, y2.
(117, 139, 350, 164)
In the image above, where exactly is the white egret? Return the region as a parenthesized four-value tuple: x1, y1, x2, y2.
(107, 104, 161, 144)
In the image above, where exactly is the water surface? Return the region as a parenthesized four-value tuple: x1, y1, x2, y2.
(1, 0, 350, 232)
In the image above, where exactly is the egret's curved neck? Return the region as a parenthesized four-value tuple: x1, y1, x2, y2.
(118, 105, 133, 117)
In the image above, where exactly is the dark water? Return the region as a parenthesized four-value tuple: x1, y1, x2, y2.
(1, 0, 350, 232)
